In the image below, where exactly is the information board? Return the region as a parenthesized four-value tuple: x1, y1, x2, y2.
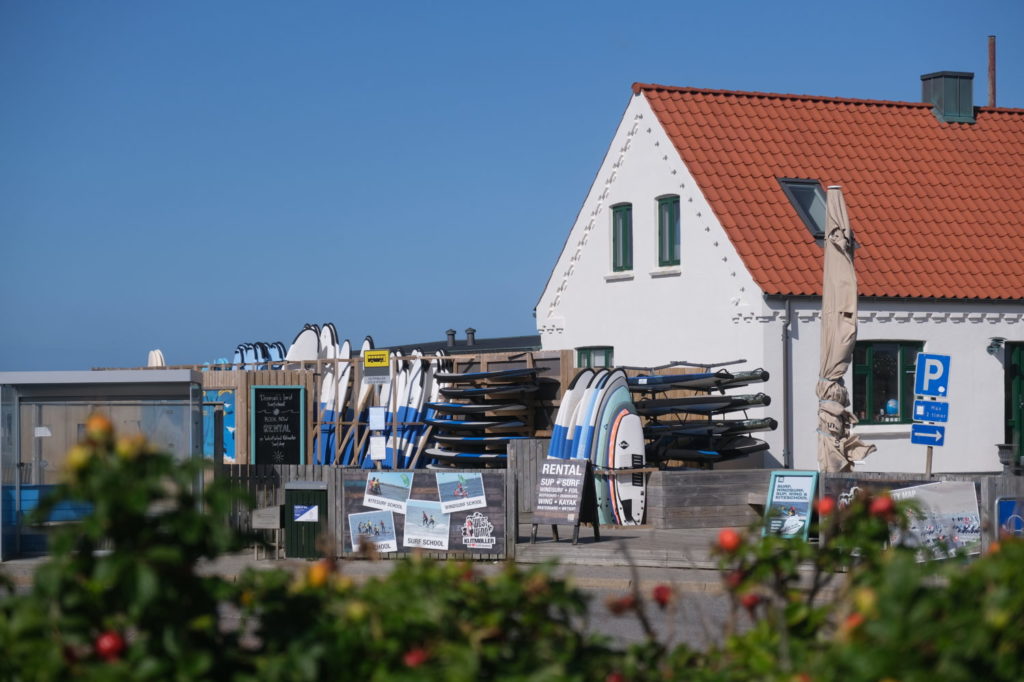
(250, 385, 306, 465)
(762, 470, 818, 541)
(532, 458, 595, 526)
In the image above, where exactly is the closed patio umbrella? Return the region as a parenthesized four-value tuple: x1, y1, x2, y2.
(816, 186, 876, 472)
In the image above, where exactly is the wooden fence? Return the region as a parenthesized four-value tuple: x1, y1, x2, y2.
(217, 464, 517, 561)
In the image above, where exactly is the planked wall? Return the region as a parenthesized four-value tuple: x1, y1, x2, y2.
(647, 469, 772, 529)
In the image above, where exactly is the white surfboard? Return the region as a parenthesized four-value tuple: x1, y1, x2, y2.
(285, 325, 320, 367)
(549, 369, 594, 459)
(610, 412, 646, 526)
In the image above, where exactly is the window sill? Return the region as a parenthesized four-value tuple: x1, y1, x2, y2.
(855, 423, 912, 437)
(649, 267, 681, 278)
(605, 272, 635, 283)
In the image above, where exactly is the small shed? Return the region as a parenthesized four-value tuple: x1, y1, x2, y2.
(0, 369, 203, 560)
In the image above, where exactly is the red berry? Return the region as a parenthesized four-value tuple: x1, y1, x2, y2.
(869, 495, 895, 519)
(814, 496, 836, 516)
(723, 569, 745, 591)
(606, 594, 637, 615)
(652, 584, 673, 608)
(740, 592, 761, 611)
(403, 647, 429, 667)
(94, 631, 125, 662)
(717, 528, 742, 553)
(606, 673, 626, 682)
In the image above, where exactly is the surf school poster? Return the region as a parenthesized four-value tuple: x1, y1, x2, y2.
(435, 472, 487, 513)
(403, 500, 450, 551)
(363, 472, 413, 514)
(762, 471, 817, 540)
(349, 509, 398, 553)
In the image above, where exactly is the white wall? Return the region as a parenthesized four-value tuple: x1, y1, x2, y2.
(537, 92, 764, 367)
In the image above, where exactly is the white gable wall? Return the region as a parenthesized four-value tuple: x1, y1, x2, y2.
(537, 92, 766, 367)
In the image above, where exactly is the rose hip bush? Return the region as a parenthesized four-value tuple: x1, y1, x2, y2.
(1, 418, 1023, 681)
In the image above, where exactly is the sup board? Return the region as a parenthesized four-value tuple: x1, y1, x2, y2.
(425, 402, 528, 415)
(647, 435, 770, 463)
(609, 411, 646, 525)
(435, 368, 538, 384)
(438, 384, 538, 398)
(426, 418, 526, 431)
(627, 368, 769, 392)
(633, 393, 771, 417)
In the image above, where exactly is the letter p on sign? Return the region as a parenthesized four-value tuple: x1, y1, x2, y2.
(914, 353, 951, 397)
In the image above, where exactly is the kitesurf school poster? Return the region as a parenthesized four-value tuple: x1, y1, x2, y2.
(342, 470, 506, 556)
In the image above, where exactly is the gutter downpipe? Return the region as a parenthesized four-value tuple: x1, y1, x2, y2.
(782, 298, 794, 469)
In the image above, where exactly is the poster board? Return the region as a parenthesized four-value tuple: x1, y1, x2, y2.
(530, 457, 599, 544)
(250, 386, 306, 465)
(342, 470, 506, 557)
(890, 481, 981, 558)
(762, 470, 818, 541)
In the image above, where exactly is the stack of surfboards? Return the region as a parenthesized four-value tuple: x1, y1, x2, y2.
(547, 368, 647, 526)
(627, 367, 776, 464)
(423, 367, 538, 468)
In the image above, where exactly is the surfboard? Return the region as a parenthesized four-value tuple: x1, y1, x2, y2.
(285, 326, 320, 367)
(424, 402, 528, 415)
(315, 325, 340, 465)
(424, 447, 507, 464)
(649, 417, 778, 438)
(634, 393, 771, 417)
(426, 418, 526, 431)
(342, 336, 376, 466)
(438, 384, 538, 399)
(432, 434, 529, 447)
(647, 435, 770, 464)
(434, 368, 537, 384)
(627, 368, 769, 392)
(610, 411, 646, 525)
(568, 369, 610, 460)
(548, 369, 595, 459)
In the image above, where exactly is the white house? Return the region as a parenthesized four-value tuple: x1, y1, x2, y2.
(536, 73, 1024, 474)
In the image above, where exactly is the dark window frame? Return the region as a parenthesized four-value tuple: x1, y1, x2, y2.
(852, 341, 923, 425)
(657, 195, 681, 267)
(611, 204, 633, 272)
(576, 346, 614, 369)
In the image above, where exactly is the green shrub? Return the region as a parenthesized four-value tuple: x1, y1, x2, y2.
(1, 417, 1022, 681)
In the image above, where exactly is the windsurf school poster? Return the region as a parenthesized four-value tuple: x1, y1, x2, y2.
(436, 472, 486, 513)
(762, 471, 817, 540)
(890, 481, 981, 559)
(349, 510, 398, 553)
(403, 500, 450, 551)
(364, 472, 413, 514)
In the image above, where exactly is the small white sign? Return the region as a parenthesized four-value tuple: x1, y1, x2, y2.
(293, 505, 319, 523)
(369, 435, 386, 461)
(33, 427, 52, 438)
(369, 407, 387, 431)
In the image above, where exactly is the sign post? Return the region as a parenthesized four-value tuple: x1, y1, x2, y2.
(913, 353, 951, 475)
(531, 458, 599, 545)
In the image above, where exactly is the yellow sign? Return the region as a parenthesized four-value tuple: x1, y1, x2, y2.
(363, 349, 390, 369)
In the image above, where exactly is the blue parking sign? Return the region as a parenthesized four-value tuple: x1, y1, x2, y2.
(911, 423, 946, 447)
(914, 353, 951, 397)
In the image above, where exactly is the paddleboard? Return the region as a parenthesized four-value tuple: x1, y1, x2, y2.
(627, 368, 769, 392)
(435, 368, 537, 384)
(439, 384, 538, 398)
(426, 418, 526, 431)
(647, 435, 770, 464)
(285, 326, 320, 366)
(425, 402, 528, 415)
(634, 393, 771, 417)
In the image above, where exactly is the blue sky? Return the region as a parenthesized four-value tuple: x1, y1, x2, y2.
(2, 1, 1022, 370)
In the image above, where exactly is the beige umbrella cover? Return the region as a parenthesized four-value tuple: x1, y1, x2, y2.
(816, 186, 876, 472)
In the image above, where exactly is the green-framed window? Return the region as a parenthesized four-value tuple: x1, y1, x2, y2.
(657, 195, 680, 266)
(577, 346, 614, 369)
(611, 204, 633, 272)
(852, 341, 923, 424)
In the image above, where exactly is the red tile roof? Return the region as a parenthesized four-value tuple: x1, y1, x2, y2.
(636, 83, 1024, 301)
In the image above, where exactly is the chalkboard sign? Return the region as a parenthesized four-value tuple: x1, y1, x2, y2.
(531, 457, 599, 544)
(250, 385, 306, 465)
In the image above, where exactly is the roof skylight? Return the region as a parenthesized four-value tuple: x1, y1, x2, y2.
(778, 178, 826, 239)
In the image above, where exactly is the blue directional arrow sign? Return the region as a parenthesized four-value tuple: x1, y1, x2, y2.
(911, 423, 946, 447)
(913, 400, 949, 423)
(914, 353, 951, 397)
